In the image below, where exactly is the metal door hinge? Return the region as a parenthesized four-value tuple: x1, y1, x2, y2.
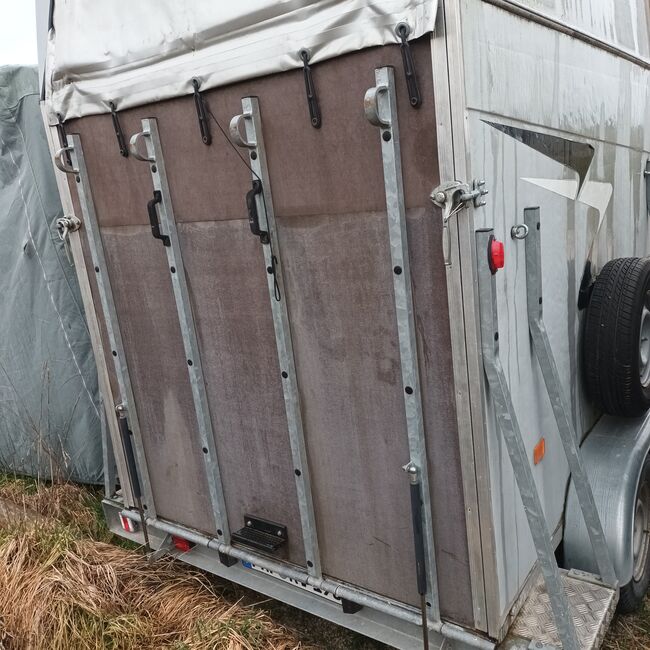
(192, 78, 212, 145)
(431, 179, 488, 265)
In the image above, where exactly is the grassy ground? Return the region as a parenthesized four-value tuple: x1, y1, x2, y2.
(0, 475, 646, 649)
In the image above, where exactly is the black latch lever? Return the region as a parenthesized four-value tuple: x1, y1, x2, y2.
(192, 78, 212, 145)
(110, 102, 129, 157)
(300, 49, 322, 128)
(246, 180, 269, 244)
(147, 190, 170, 246)
(396, 23, 422, 108)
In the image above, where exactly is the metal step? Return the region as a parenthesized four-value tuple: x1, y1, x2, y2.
(503, 570, 618, 649)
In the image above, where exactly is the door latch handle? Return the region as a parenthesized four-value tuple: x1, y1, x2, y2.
(147, 190, 170, 246)
(246, 180, 269, 244)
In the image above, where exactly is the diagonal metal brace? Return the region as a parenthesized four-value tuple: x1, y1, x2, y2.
(523, 207, 618, 588)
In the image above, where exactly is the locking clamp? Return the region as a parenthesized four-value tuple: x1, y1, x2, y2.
(431, 179, 488, 265)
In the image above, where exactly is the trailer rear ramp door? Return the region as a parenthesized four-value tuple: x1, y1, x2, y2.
(55, 36, 478, 637)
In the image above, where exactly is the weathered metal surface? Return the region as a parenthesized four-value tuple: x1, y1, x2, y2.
(564, 412, 650, 586)
(508, 571, 617, 649)
(476, 228, 579, 650)
(365, 65, 440, 622)
(453, 0, 650, 631)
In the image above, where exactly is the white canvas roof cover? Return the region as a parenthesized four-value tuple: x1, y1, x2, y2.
(44, 0, 437, 122)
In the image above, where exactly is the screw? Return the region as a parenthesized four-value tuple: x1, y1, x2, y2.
(434, 192, 446, 203)
(246, 520, 252, 527)
(277, 530, 283, 537)
(250, 151, 258, 160)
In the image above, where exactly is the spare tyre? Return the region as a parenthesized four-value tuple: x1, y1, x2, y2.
(584, 257, 650, 417)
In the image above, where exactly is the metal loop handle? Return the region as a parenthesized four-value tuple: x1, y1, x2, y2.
(511, 223, 530, 240)
(129, 130, 155, 162)
(363, 85, 390, 127)
(54, 146, 79, 174)
(229, 113, 256, 148)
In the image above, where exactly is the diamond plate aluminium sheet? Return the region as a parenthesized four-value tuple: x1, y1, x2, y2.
(508, 570, 617, 649)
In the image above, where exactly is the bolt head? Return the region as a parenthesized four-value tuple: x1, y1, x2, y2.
(434, 192, 446, 203)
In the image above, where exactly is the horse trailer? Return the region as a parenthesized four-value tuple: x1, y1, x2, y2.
(39, 1, 650, 647)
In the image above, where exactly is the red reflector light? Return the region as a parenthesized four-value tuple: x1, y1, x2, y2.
(120, 514, 137, 533)
(172, 536, 194, 552)
(488, 237, 505, 274)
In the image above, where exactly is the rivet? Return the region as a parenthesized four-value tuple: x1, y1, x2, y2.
(382, 131, 392, 142)
(394, 266, 402, 275)
(187, 359, 193, 366)
(94, 266, 100, 273)
(151, 165, 157, 173)
(250, 151, 258, 160)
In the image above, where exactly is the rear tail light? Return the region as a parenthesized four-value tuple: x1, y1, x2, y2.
(172, 536, 194, 552)
(120, 514, 138, 533)
(488, 236, 505, 274)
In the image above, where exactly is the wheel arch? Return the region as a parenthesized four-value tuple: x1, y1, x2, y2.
(564, 412, 650, 585)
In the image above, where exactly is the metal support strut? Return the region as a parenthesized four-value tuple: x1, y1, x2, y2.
(475, 228, 579, 650)
(523, 207, 618, 588)
(364, 66, 440, 630)
(229, 97, 322, 578)
(53, 136, 157, 521)
(129, 118, 230, 543)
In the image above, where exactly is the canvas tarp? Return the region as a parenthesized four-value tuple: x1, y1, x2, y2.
(43, 0, 437, 121)
(0, 65, 101, 483)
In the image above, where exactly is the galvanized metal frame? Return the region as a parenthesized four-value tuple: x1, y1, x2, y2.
(429, 0, 499, 634)
(130, 118, 230, 542)
(41, 111, 135, 508)
(523, 207, 618, 588)
(106, 499, 495, 650)
(364, 66, 440, 623)
(53, 134, 156, 517)
(229, 97, 322, 577)
(475, 228, 579, 650)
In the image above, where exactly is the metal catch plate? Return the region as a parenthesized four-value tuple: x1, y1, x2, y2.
(507, 570, 618, 649)
(232, 515, 288, 553)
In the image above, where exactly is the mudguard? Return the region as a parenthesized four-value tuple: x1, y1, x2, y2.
(564, 412, 650, 585)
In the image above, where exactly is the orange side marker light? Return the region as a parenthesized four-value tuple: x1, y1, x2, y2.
(533, 437, 546, 465)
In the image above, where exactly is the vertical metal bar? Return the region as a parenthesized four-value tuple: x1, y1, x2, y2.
(132, 118, 231, 543)
(58, 135, 157, 519)
(364, 66, 440, 623)
(524, 207, 618, 587)
(229, 97, 322, 577)
(475, 228, 579, 650)
(100, 395, 117, 498)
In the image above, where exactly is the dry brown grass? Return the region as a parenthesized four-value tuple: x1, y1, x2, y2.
(0, 478, 309, 650)
(603, 598, 650, 650)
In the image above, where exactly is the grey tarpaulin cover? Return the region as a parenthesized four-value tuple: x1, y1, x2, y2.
(0, 65, 101, 483)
